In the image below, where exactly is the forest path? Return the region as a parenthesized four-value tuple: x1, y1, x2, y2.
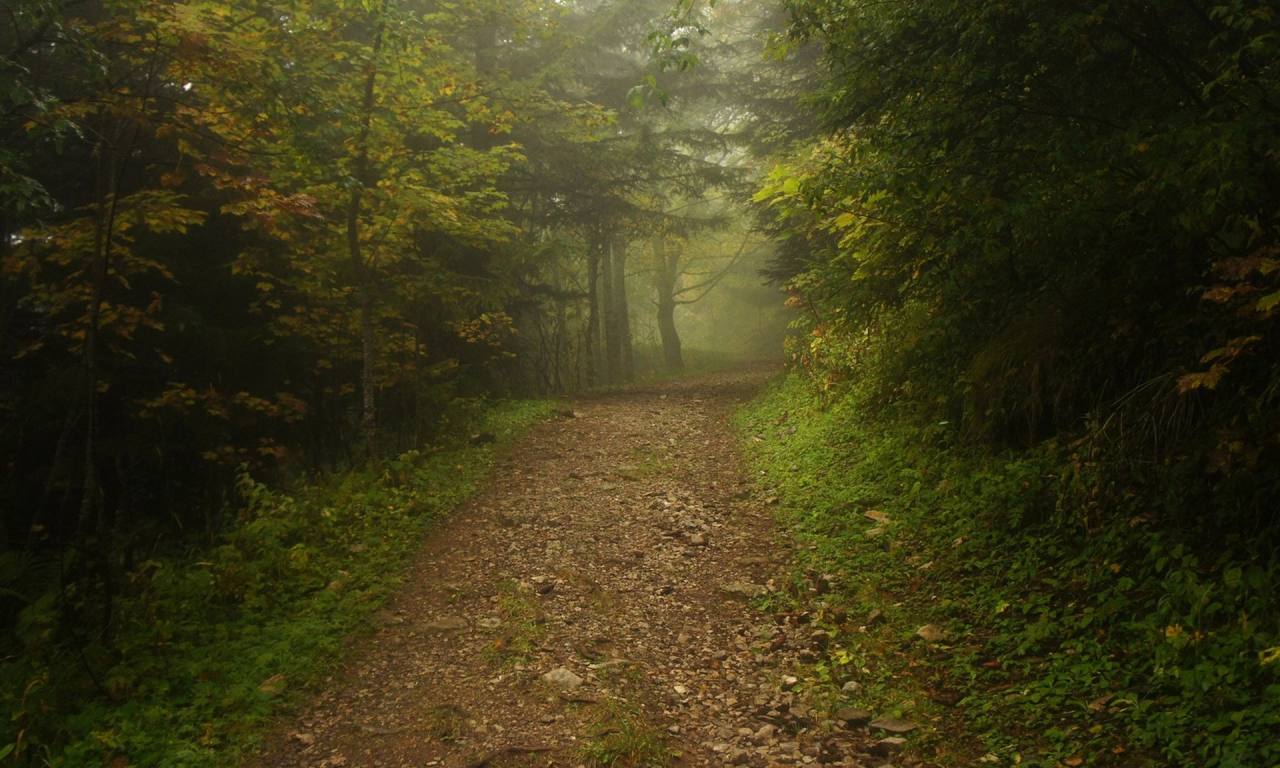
(252, 364, 844, 768)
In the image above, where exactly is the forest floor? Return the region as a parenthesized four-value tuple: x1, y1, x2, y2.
(249, 366, 922, 768)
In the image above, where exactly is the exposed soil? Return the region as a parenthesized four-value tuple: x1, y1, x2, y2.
(251, 366, 906, 768)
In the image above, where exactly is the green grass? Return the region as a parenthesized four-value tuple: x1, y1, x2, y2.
(579, 700, 669, 768)
(0, 398, 558, 767)
(734, 373, 1280, 768)
(483, 579, 548, 666)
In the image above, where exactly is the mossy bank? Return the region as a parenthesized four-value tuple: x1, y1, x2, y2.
(734, 373, 1279, 768)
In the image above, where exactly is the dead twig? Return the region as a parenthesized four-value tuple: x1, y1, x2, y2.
(559, 693, 600, 704)
(465, 745, 560, 768)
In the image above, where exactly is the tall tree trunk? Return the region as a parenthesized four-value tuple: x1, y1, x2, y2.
(651, 235, 683, 371)
(471, 19, 497, 150)
(601, 231, 619, 385)
(657, 294, 683, 371)
(611, 234, 633, 383)
(584, 227, 602, 386)
(349, 6, 387, 459)
(78, 139, 117, 536)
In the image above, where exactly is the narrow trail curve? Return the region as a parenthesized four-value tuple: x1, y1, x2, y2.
(254, 366, 841, 768)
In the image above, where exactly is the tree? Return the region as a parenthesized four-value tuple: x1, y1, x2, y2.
(178, 0, 527, 457)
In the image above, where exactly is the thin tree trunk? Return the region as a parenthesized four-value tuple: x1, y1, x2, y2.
(78, 139, 117, 536)
(651, 235, 683, 371)
(471, 20, 497, 150)
(585, 230, 601, 387)
(348, 5, 388, 459)
(657, 294, 683, 371)
(612, 234, 633, 383)
(601, 232, 619, 385)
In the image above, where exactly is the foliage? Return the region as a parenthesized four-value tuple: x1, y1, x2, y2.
(0, 398, 555, 766)
(756, 0, 1280, 447)
(736, 373, 1280, 767)
(743, 4, 1280, 759)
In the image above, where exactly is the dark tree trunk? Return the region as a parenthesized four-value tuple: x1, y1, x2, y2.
(585, 232, 601, 387)
(651, 235, 683, 371)
(349, 6, 387, 459)
(78, 139, 117, 537)
(611, 235, 633, 382)
(471, 20, 497, 150)
(601, 232, 620, 385)
(657, 294, 683, 371)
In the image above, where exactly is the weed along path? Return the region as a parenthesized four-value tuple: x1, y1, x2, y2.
(253, 365, 897, 768)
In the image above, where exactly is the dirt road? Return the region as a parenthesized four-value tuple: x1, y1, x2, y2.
(252, 366, 880, 768)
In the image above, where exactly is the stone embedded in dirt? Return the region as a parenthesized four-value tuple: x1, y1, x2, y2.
(738, 555, 770, 565)
(540, 667, 584, 689)
(290, 731, 314, 746)
(834, 707, 872, 726)
(258, 673, 286, 695)
(915, 624, 947, 643)
(689, 532, 709, 547)
(869, 717, 919, 734)
(752, 724, 776, 745)
(729, 747, 752, 765)
(719, 581, 766, 600)
(841, 680, 864, 694)
(869, 737, 908, 756)
(866, 609, 885, 626)
(808, 630, 832, 651)
(818, 739, 851, 764)
(864, 509, 890, 523)
(373, 609, 403, 626)
(420, 617, 469, 633)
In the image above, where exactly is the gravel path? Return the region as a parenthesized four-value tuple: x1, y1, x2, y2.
(252, 366, 910, 768)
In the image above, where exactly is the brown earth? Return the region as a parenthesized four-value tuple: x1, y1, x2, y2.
(251, 366, 913, 768)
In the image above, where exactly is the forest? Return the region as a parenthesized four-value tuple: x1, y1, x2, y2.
(1, 0, 1277, 766)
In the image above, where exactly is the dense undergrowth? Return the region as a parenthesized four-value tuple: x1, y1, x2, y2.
(736, 374, 1280, 768)
(0, 399, 556, 767)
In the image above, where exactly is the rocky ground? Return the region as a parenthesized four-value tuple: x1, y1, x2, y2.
(250, 367, 925, 768)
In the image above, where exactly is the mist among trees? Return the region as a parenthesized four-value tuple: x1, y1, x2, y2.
(2, 0, 1278, 764)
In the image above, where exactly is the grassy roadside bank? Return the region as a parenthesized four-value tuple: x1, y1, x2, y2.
(733, 373, 1279, 768)
(1, 399, 557, 767)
